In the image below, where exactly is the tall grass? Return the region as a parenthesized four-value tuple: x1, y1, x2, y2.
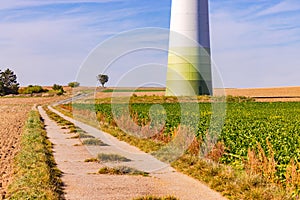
(7, 110, 63, 199)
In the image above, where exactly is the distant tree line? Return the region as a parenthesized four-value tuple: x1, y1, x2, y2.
(0, 68, 87, 97)
(18, 85, 48, 94)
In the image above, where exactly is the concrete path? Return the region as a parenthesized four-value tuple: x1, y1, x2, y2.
(38, 106, 226, 200)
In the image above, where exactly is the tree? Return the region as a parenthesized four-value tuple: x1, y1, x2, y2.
(97, 74, 109, 87)
(68, 82, 80, 88)
(0, 69, 19, 96)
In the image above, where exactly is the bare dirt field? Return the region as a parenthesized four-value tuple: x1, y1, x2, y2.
(0, 104, 30, 198)
(0, 96, 67, 198)
(225, 86, 300, 102)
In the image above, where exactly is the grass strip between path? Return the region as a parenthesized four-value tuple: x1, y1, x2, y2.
(7, 110, 63, 200)
(133, 196, 178, 200)
(98, 166, 149, 176)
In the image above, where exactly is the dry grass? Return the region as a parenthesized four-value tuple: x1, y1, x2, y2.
(98, 166, 149, 176)
(133, 196, 178, 200)
(97, 153, 131, 162)
(246, 141, 277, 183)
(172, 154, 291, 200)
(285, 160, 300, 196)
(82, 138, 107, 146)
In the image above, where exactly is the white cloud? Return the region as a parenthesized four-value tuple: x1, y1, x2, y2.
(256, 0, 300, 16)
(210, 0, 300, 88)
(0, 1, 164, 86)
(0, 0, 122, 10)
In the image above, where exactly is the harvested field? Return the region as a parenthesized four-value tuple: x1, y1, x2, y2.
(91, 86, 300, 102)
(225, 86, 300, 102)
(0, 96, 67, 105)
(0, 96, 67, 198)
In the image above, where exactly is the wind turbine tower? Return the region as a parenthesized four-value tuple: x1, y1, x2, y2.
(166, 0, 213, 96)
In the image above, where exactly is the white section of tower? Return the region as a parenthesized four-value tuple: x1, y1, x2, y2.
(166, 0, 212, 96)
(169, 0, 210, 48)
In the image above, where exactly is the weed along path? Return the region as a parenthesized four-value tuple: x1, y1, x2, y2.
(38, 106, 226, 200)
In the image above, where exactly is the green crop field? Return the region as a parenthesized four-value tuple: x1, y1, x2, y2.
(62, 101, 300, 188)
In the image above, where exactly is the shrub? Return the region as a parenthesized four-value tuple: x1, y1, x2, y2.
(226, 95, 255, 103)
(56, 89, 64, 96)
(52, 84, 63, 91)
(18, 85, 48, 94)
(68, 82, 80, 88)
(52, 84, 65, 95)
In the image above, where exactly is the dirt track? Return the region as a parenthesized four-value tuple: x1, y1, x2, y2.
(40, 106, 226, 200)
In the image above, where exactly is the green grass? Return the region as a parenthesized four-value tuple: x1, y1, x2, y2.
(7, 110, 63, 199)
(98, 166, 149, 176)
(97, 153, 131, 162)
(133, 196, 178, 200)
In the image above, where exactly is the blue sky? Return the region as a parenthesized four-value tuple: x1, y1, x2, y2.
(0, 0, 299, 88)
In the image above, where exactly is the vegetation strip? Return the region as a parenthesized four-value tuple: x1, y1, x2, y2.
(133, 196, 178, 200)
(98, 166, 149, 176)
(84, 153, 131, 163)
(97, 153, 131, 162)
(82, 138, 106, 146)
(7, 110, 63, 199)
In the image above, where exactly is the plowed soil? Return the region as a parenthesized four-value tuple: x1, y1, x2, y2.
(0, 96, 66, 198)
(0, 104, 30, 198)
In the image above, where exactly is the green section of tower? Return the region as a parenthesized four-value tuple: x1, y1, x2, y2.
(165, 47, 212, 96)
